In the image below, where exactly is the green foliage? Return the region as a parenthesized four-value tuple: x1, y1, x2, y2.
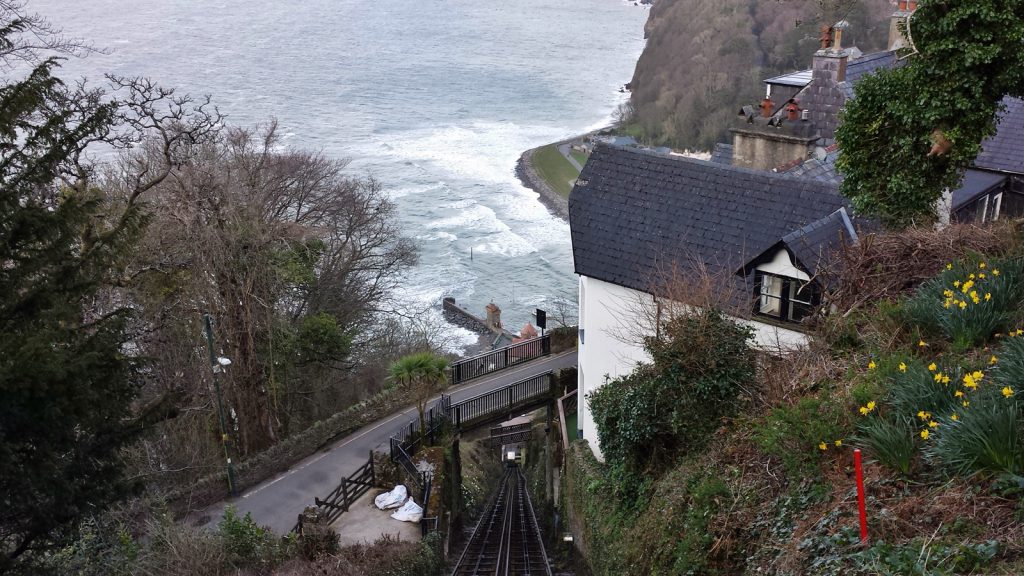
(927, 390, 1022, 475)
(294, 312, 352, 363)
(381, 532, 445, 576)
(41, 516, 139, 576)
(670, 475, 730, 575)
(837, 0, 1024, 227)
(0, 47, 141, 570)
(880, 359, 958, 417)
(754, 394, 849, 476)
(904, 257, 1024, 347)
(589, 309, 754, 489)
(802, 520, 999, 576)
(859, 413, 918, 476)
(217, 506, 293, 569)
(389, 351, 450, 439)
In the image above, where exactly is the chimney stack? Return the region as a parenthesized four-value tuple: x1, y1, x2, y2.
(889, 0, 918, 51)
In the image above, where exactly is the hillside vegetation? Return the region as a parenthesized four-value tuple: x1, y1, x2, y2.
(568, 222, 1024, 575)
(624, 0, 893, 151)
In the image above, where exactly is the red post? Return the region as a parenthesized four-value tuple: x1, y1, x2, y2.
(854, 449, 869, 545)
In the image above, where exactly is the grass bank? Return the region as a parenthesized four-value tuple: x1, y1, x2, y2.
(532, 144, 580, 199)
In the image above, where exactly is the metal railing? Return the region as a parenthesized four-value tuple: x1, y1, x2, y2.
(450, 334, 551, 386)
(448, 372, 554, 430)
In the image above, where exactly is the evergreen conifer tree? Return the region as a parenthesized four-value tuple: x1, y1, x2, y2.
(0, 19, 143, 570)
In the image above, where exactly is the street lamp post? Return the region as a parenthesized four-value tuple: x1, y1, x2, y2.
(204, 313, 237, 495)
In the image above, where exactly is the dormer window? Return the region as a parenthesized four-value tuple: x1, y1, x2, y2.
(755, 272, 818, 322)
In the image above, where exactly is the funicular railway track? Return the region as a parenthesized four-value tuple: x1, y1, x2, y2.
(451, 465, 552, 576)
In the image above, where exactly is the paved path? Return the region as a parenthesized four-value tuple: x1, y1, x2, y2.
(558, 142, 584, 172)
(189, 350, 578, 535)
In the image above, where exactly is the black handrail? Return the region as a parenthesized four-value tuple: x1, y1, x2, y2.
(450, 334, 551, 386)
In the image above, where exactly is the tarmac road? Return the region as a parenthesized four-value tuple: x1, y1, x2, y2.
(189, 349, 578, 535)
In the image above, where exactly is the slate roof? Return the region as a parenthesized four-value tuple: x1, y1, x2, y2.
(780, 148, 841, 185)
(976, 97, 1024, 174)
(711, 143, 733, 165)
(951, 169, 1008, 211)
(569, 144, 847, 295)
(845, 51, 898, 85)
(782, 207, 857, 268)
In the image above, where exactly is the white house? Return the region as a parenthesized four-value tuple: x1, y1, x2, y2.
(569, 145, 859, 458)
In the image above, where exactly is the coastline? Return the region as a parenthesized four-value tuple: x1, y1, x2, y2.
(516, 127, 613, 222)
(515, 144, 569, 222)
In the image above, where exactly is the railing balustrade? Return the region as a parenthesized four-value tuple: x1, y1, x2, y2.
(449, 334, 551, 386)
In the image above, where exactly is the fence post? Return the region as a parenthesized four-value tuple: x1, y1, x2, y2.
(369, 450, 376, 484)
(543, 333, 551, 355)
(341, 478, 350, 512)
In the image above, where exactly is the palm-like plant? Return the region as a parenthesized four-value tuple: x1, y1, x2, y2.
(389, 352, 450, 440)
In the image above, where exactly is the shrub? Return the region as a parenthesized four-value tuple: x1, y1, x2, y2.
(858, 413, 918, 476)
(218, 506, 293, 570)
(589, 309, 754, 486)
(904, 257, 1024, 347)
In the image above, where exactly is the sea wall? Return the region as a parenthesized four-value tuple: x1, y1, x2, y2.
(516, 147, 569, 221)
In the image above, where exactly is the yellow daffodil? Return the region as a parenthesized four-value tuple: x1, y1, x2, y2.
(944, 300, 952, 309)
(990, 355, 998, 364)
(959, 301, 968, 310)
(943, 289, 954, 298)
(917, 410, 929, 420)
(1003, 386, 1015, 398)
(928, 420, 939, 428)
(954, 390, 964, 398)
(941, 375, 950, 385)
(951, 413, 958, 421)
(979, 273, 986, 279)
(868, 361, 876, 370)
(946, 263, 953, 270)
(985, 293, 992, 302)
(993, 269, 1000, 276)
(920, 429, 930, 440)
(963, 400, 970, 407)
(928, 362, 937, 372)
(918, 340, 927, 348)
(819, 442, 828, 451)
(834, 440, 843, 447)
(979, 262, 987, 269)
(972, 370, 984, 380)
(969, 273, 976, 280)
(934, 372, 943, 383)
(859, 406, 869, 415)
(899, 362, 907, 372)
(866, 401, 876, 411)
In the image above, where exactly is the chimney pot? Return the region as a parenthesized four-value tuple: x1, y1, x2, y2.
(785, 99, 801, 122)
(760, 97, 774, 118)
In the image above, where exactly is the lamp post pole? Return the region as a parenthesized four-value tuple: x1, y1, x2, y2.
(204, 313, 237, 495)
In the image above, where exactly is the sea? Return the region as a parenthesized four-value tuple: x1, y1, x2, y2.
(30, 0, 649, 351)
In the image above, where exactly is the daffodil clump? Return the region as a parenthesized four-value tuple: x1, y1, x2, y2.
(905, 258, 1024, 348)
(852, 338, 1024, 476)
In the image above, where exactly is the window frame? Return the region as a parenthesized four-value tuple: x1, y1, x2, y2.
(753, 271, 819, 324)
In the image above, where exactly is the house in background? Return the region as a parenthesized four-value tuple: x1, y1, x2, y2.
(569, 2, 1024, 459)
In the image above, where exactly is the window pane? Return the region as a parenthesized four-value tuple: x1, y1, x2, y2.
(759, 275, 782, 316)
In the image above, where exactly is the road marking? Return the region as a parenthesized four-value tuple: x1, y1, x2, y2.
(239, 350, 576, 499)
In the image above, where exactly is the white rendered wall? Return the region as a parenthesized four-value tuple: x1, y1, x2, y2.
(576, 274, 811, 460)
(577, 275, 651, 460)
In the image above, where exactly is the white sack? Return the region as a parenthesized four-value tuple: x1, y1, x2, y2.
(374, 484, 408, 510)
(390, 499, 423, 522)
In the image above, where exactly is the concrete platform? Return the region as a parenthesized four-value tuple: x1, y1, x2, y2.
(331, 488, 421, 546)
